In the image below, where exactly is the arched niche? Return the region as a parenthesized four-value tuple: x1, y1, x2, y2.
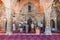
(50, 19, 55, 31)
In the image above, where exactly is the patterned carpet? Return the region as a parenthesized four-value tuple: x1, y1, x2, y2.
(0, 35, 60, 40)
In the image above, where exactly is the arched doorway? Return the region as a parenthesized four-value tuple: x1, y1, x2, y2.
(50, 20, 55, 31)
(57, 12, 60, 30)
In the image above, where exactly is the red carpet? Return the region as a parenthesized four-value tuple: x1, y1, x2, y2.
(0, 35, 60, 40)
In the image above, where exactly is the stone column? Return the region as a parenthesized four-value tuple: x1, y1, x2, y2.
(44, 7, 52, 35)
(2, 0, 17, 35)
(2, 0, 12, 35)
(40, 0, 53, 35)
(6, 8, 13, 35)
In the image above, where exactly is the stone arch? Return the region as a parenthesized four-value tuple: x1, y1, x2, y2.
(19, 2, 43, 22)
(21, 2, 44, 16)
(13, 1, 44, 31)
(13, 0, 45, 32)
(13, 0, 44, 21)
(50, 19, 55, 28)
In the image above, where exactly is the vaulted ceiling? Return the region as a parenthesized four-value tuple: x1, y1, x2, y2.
(13, 0, 44, 16)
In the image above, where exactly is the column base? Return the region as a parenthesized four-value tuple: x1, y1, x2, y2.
(6, 27, 12, 35)
(45, 27, 52, 35)
(6, 32, 12, 35)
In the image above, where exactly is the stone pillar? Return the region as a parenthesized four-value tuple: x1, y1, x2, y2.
(53, 7, 57, 30)
(2, 0, 12, 35)
(6, 8, 13, 35)
(40, 0, 53, 35)
(44, 7, 52, 35)
(55, 17, 57, 30)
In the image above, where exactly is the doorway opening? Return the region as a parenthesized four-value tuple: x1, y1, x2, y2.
(50, 19, 55, 31)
